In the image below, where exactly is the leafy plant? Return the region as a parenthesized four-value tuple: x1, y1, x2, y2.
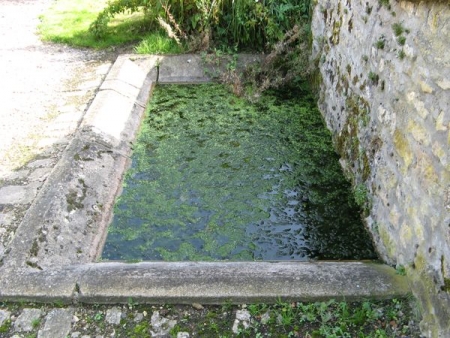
(89, 0, 312, 52)
(368, 72, 379, 85)
(396, 265, 407, 276)
(375, 36, 385, 49)
(379, 0, 391, 10)
(134, 31, 185, 54)
(0, 319, 11, 333)
(94, 312, 104, 321)
(397, 35, 406, 46)
(354, 184, 369, 208)
(31, 318, 41, 329)
(392, 22, 404, 36)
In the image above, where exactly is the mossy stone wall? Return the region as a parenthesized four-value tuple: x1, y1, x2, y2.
(312, 0, 450, 336)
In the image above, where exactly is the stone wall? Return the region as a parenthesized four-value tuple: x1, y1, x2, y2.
(311, 0, 450, 336)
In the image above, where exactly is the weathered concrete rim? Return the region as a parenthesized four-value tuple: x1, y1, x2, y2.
(0, 54, 411, 304)
(0, 261, 410, 304)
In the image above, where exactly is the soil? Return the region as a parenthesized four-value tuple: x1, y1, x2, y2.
(0, 0, 131, 178)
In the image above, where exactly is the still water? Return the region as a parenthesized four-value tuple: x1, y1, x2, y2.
(102, 84, 376, 261)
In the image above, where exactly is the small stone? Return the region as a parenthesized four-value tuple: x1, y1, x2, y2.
(260, 311, 271, 325)
(0, 309, 11, 326)
(419, 80, 433, 93)
(235, 309, 251, 322)
(38, 308, 74, 338)
(14, 308, 43, 332)
(232, 310, 251, 334)
(192, 303, 204, 310)
(105, 307, 122, 325)
(436, 111, 448, 131)
(276, 313, 283, 325)
(150, 311, 177, 337)
(133, 313, 144, 322)
(177, 332, 190, 338)
(437, 79, 450, 90)
(71, 332, 81, 338)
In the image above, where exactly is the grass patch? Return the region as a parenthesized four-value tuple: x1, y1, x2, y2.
(397, 36, 407, 46)
(375, 37, 385, 50)
(134, 31, 185, 54)
(368, 72, 380, 85)
(392, 23, 404, 36)
(38, 0, 153, 49)
(0, 299, 422, 337)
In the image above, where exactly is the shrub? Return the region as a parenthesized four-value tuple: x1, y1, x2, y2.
(89, 0, 312, 52)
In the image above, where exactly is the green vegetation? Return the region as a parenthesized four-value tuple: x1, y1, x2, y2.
(39, 0, 314, 93)
(379, 0, 391, 10)
(103, 84, 376, 261)
(392, 23, 405, 36)
(89, 0, 312, 51)
(354, 184, 369, 208)
(397, 36, 407, 46)
(375, 37, 386, 50)
(134, 31, 185, 54)
(38, 0, 152, 49)
(0, 298, 421, 337)
(31, 318, 41, 329)
(368, 72, 380, 85)
(0, 319, 11, 333)
(396, 265, 407, 276)
(39, 0, 313, 54)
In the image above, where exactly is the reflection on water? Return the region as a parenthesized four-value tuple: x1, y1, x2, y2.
(102, 84, 377, 261)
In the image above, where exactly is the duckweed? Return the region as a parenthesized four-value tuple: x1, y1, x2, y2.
(102, 84, 376, 261)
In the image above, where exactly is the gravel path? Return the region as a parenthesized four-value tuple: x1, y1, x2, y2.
(0, 0, 127, 177)
(0, 0, 132, 262)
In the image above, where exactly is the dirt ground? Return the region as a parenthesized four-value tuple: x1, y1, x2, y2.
(0, 0, 129, 178)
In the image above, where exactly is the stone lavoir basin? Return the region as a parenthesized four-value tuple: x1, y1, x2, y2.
(102, 83, 377, 262)
(0, 55, 409, 304)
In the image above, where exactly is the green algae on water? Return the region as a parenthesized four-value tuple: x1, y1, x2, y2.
(102, 84, 376, 261)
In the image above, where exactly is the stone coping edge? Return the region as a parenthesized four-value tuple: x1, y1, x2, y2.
(0, 261, 410, 304)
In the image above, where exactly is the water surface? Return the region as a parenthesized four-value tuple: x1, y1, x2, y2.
(102, 84, 376, 261)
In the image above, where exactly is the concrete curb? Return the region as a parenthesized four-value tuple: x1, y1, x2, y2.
(0, 54, 411, 304)
(1, 55, 154, 270)
(0, 262, 410, 304)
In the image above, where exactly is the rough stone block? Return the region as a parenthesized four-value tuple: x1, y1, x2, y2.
(14, 308, 42, 332)
(0, 309, 10, 327)
(105, 307, 122, 325)
(38, 308, 74, 338)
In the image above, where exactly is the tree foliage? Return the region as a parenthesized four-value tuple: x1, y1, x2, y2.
(90, 0, 312, 51)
